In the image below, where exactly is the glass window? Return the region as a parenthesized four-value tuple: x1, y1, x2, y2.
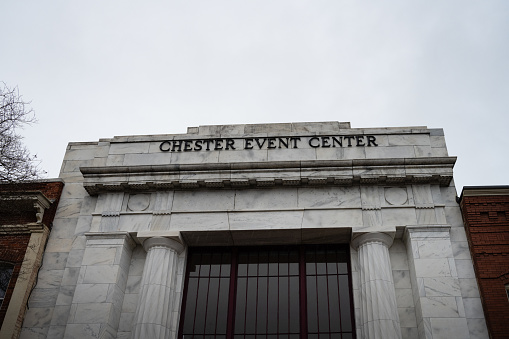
(0, 262, 14, 306)
(179, 245, 355, 339)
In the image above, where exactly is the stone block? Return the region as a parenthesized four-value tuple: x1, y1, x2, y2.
(298, 186, 361, 209)
(396, 288, 415, 308)
(170, 212, 230, 231)
(63, 323, 101, 339)
(458, 278, 480, 298)
(229, 211, 303, 230)
(28, 288, 59, 308)
(235, 188, 298, 210)
(413, 259, 452, 277)
(393, 270, 412, 289)
(455, 259, 476, 279)
(382, 208, 417, 227)
(23, 307, 54, 328)
(430, 318, 469, 339)
(54, 199, 83, 219)
(423, 277, 461, 297)
(73, 284, 109, 304)
(302, 209, 363, 228)
(36, 269, 64, 289)
(109, 142, 150, 155)
(42, 252, 69, 270)
(55, 285, 76, 306)
(82, 265, 120, 284)
(421, 296, 459, 318)
(398, 307, 417, 327)
(172, 190, 235, 212)
(466, 318, 489, 338)
(463, 298, 484, 319)
(365, 146, 415, 159)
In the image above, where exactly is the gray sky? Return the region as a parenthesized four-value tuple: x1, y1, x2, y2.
(1, 1, 508, 192)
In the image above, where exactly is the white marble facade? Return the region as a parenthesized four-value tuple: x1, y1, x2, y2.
(20, 122, 488, 339)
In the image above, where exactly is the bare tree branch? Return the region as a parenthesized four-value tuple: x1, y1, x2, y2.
(0, 82, 44, 182)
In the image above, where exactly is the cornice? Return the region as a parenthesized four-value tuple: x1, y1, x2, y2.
(80, 157, 456, 195)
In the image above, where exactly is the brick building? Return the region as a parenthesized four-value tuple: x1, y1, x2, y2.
(0, 179, 64, 338)
(459, 186, 509, 339)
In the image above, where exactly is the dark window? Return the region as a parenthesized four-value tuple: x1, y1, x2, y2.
(179, 245, 355, 339)
(0, 262, 14, 307)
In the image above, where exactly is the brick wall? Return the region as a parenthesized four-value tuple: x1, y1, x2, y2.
(0, 180, 64, 333)
(460, 191, 509, 339)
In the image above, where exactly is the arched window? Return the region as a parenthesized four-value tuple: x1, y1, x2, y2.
(505, 283, 509, 301)
(0, 262, 14, 307)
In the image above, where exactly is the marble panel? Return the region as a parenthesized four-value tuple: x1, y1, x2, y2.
(106, 154, 125, 166)
(382, 208, 417, 227)
(235, 188, 298, 210)
(62, 159, 94, 173)
(463, 298, 484, 319)
(440, 186, 460, 207)
(82, 247, 117, 266)
(362, 209, 382, 228)
(23, 307, 54, 328)
(74, 216, 93, 236)
(445, 207, 465, 228)
(455, 259, 476, 279)
(118, 312, 135, 332)
(414, 145, 432, 157)
(421, 296, 460, 318)
(451, 241, 471, 259)
(117, 214, 152, 232)
(459, 278, 480, 298)
(298, 186, 361, 209)
(302, 209, 363, 228)
(400, 327, 418, 339)
(423, 277, 461, 297)
(467, 318, 489, 338)
(390, 239, 407, 253)
(417, 240, 453, 259)
(170, 150, 220, 164)
(365, 145, 415, 159)
(123, 153, 176, 166)
(267, 147, 317, 161)
(82, 265, 120, 284)
(172, 190, 235, 212)
(316, 146, 367, 160)
(449, 225, 467, 242)
(229, 211, 303, 230)
(63, 324, 101, 339)
(73, 303, 112, 324)
(430, 135, 446, 148)
(431, 147, 449, 157)
(62, 267, 81, 286)
(55, 285, 76, 306)
(51, 218, 79, 239)
(389, 251, 409, 270)
(42, 252, 69, 270)
(170, 212, 229, 231)
(36, 269, 64, 289)
(109, 142, 150, 154)
(28, 288, 59, 308)
(396, 288, 414, 308)
(388, 134, 430, 146)
(73, 283, 109, 303)
(398, 307, 417, 327)
(430, 318, 469, 339)
(416, 208, 437, 225)
(153, 191, 174, 211)
(393, 270, 412, 289)
(218, 149, 268, 162)
(50, 305, 71, 326)
(54, 199, 82, 219)
(19, 327, 50, 339)
(121, 294, 139, 313)
(413, 259, 451, 277)
(125, 275, 142, 294)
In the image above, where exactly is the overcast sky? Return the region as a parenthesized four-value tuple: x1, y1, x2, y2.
(1, 1, 508, 192)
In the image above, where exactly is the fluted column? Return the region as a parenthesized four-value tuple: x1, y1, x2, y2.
(131, 237, 185, 339)
(352, 232, 401, 339)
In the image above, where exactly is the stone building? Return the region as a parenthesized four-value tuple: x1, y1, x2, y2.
(0, 179, 64, 338)
(20, 122, 488, 338)
(459, 186, 509, 339)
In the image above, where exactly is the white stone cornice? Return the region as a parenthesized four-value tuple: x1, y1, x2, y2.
(80, 157, 456, 195)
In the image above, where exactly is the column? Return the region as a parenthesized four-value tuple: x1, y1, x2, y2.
(352, 232, 402, 339)
(131, 236, 185, 339)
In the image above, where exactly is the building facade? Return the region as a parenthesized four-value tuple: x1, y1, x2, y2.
(0, 179, 64, 338)
(20, 122, 489, 338)
(459, 186, 509, 338)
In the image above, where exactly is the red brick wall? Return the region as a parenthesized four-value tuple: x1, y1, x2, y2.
(0, 180, 64, 330)
(460, 194, 509, 339)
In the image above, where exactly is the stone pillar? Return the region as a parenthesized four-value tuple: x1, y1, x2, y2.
(65, 232, 136, 339)
(352, 232, 402, 339)
(131, 236, 185, 339)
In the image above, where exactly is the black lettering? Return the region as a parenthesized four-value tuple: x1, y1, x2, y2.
(160, 141, 171, 152)
(255, 138, 266, 149)
(321, 136, 331, 148)
(214, 139, 223, 150)
(367, 135, 378, 146)
(245, 138, 253, 149)
(332, 136, 342, 147)
(356, 136, 365, 147)
(309, 137, 320, 148)
(225, 138, 236, 150)
(290, 137, 301, 148)
(344, 136, 355, 147)
(194, 140, 203, 151)
(278, 138, 289, 148)
(203, 139, 213, 151)
(172, 140, 183, 152)
(184, 140, 193, 151)
(267, 138, 276, 149)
